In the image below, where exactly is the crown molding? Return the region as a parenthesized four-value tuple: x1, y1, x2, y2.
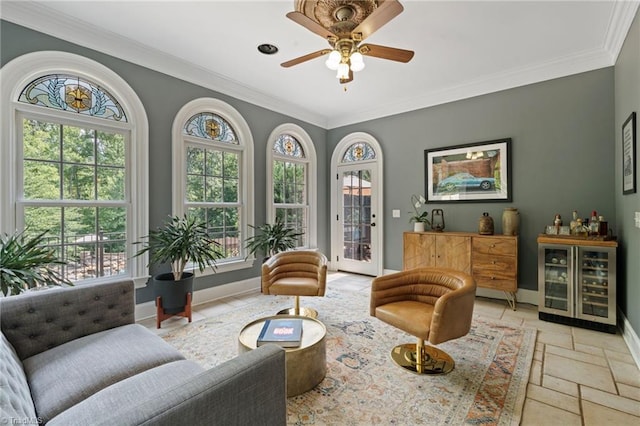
(325, 0, 640, 129)
(0, 1, 328, 129)
(326, 46, 615, 129)
(604, 0, 640, 63)
(2, 1, 637, 130)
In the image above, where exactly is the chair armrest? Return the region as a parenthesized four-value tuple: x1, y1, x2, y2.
(93, 345, 287, 426)
(430, 276, 477, 345)
(0, 280, 135, 360)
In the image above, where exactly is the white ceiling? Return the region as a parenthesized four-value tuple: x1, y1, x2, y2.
(2, 1, 638, 129)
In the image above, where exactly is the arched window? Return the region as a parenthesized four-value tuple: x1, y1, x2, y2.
(0, 51, 149, 286)
(172, 98, 254, 272)
(266, 124, 317, 249)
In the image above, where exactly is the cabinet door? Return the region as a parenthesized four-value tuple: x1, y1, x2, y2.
(538, 244, 573, 316)
(403, 233, 435, 270)
(577, 247, 616, 325)
(435, 234, 471, 273)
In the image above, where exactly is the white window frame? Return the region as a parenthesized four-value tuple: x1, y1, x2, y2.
(0, 51, 150, 287)
(172, 98, 255, 272)
(266, 124, 317, 249)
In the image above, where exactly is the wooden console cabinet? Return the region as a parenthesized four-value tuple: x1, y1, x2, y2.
(403, 231, 518, 309)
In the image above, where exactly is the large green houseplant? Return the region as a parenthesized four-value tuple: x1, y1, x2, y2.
(0, 229, 71, 296)
(244, 217, 304, 260)
(135, 215, 223, 313)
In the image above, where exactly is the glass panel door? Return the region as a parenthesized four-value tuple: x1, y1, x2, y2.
(577, 247, 615, 323)
(540, 245, 572, 315)
(337, 168, 377, 276)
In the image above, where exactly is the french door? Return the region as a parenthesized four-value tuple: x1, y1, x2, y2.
(336, 165, 379, 276)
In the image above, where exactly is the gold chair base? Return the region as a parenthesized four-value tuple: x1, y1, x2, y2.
(391, 343, 455, 375)
(277, 307, 318, 318)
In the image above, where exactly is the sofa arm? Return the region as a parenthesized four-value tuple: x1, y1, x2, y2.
(0, 280, 135, 360)
(97, 344, 287, 426)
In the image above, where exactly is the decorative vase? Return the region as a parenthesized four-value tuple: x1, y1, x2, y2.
(413, 222, 426, 232)
(478, 212, 494, 235)
(502, 208, 520, 236)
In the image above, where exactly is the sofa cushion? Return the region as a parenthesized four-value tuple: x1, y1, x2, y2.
(23, 324, 185, 422)
(0, 333, 38, 425)
(47, 360, 205, 426)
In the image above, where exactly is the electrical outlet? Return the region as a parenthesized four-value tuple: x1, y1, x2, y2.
(392, 209, 400, 218)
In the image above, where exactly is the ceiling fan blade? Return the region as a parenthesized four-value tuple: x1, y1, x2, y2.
(281, 49, 332, 68)
(359, 43, 414, 63)
(286, 11, 337, 41)
(351, 0, 404, 41)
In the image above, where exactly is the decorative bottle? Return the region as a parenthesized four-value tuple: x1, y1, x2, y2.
(589, 211, 599, 236)
(502, 207, 520, 236)
(570, 210, 578, 234)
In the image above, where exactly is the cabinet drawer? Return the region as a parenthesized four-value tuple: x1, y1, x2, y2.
(474, 275, 517, 292)
(472, 237, 516, 256)
(472, 252, 517, 275)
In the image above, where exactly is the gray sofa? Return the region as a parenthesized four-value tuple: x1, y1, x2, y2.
(0, 279, 286, 425)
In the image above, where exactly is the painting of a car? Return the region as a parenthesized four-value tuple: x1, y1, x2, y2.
(437, 173, 495, 192)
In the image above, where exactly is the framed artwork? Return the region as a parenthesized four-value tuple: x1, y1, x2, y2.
(623, 112, 636, 195)
(425, 138, 512, 203)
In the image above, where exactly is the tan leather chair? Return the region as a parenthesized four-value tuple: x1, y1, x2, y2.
(370, 267, 476, 374)
(261, 250, 328, 318)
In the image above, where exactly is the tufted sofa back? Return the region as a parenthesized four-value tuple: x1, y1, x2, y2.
(0, 279, 135, 360)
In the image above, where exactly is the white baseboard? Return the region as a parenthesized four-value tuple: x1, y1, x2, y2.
(619, 308, 640, 370)
(135, 276, 261, 320)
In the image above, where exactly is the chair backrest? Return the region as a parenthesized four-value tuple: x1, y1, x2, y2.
(261, 251, 328, 294)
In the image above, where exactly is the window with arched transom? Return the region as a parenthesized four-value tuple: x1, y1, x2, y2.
(0, 51, 149, 285)
(172, 98, 254, 272)
(266, 124, 317, 249)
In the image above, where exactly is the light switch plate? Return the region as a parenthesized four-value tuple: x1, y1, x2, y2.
(635, 212, 640, 228)
(392, 209, 400, 218)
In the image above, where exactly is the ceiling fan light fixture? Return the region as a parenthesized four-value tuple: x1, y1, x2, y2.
(336, 62, 350, 79)
(325, 50, 341, 70)
(350, 52, 365, 72)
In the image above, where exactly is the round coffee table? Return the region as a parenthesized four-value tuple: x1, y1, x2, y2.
(238, 315, 327, 397)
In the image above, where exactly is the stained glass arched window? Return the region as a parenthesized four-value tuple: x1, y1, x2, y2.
(183, 112, 238, 143)
(342, 142, 376, 162)
(273, 134, 305, 158)
(18, 74, 127, 122)
(267, 124, 317, 250)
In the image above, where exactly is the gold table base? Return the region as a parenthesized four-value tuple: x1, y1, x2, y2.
(277, 307, 318, 318)
(391, 342, 455, 375)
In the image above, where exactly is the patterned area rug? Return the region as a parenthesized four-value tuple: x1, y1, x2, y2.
(162, 286, 536, 426)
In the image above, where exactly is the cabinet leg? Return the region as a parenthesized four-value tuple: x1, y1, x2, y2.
(503, 291, 517, 311)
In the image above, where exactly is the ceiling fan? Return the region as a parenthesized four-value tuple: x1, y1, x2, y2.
(281, 0, 414, 84)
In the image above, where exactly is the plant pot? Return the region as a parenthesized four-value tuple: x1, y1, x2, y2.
(153, 272, 194, 314)
(413, 222, 426, 232)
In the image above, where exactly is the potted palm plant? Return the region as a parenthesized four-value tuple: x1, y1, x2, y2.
(135, 215, 223, 315)
(244, 217, 304, 261)
(0, 228, 72, 296)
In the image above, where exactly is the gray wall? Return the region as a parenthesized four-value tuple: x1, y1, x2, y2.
(328, 68, 616, 292)
(615, 9, 640, 335)
(2, 17, 635, 332)
(0, 20, 328, 304)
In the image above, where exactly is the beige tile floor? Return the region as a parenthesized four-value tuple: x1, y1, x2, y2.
(140, 272, 640, 425)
